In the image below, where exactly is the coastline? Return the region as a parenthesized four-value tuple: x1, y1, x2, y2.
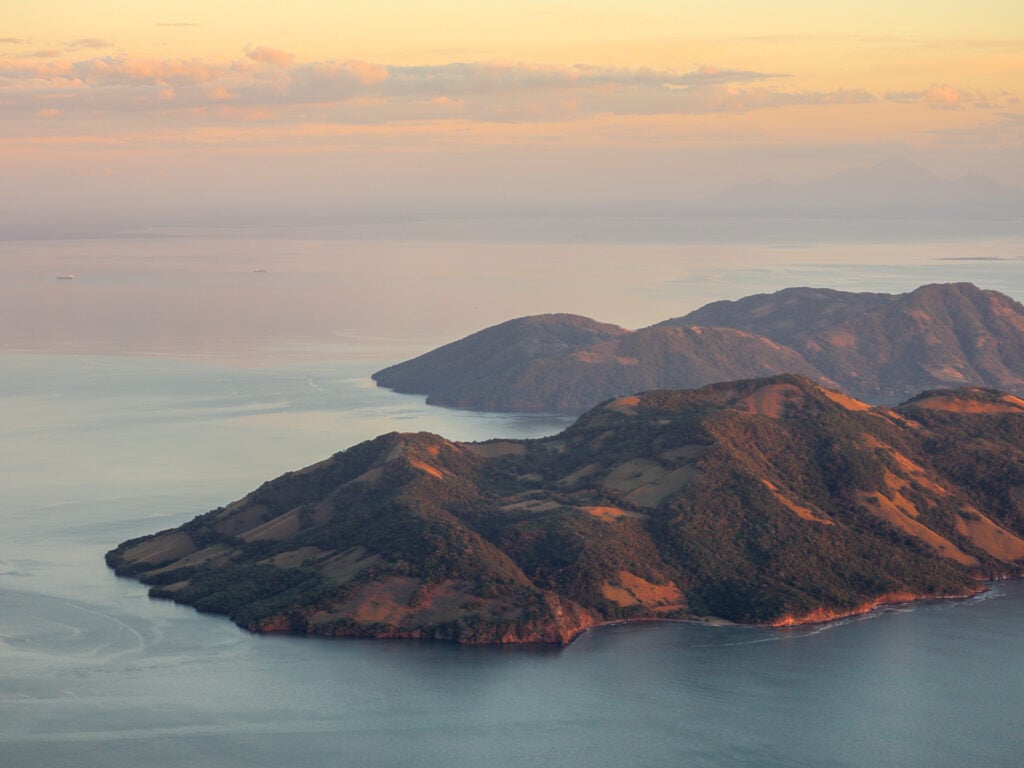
(764, 584, 989, 628)
(239, 582, 996, 647)
(561, 584, 992, 645)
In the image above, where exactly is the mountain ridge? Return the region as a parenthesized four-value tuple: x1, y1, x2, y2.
(690, 159, 1024, 218)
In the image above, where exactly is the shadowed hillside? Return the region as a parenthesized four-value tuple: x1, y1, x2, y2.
(109, 375, 1024, 644)
(373, 313, 627, 410)
(675, 283, 1024, 403)
(377, 320, 832, 412)
(374, 283, 1024, 413)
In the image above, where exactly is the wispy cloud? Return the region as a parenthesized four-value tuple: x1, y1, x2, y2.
(16, 38, 111, 60)
(0, 48, 1012, 149)
(65, 38, 111, 50)
(0, 49, 824, 124)
(245, 46, 296, 68)
(885, 84, 1001, 109)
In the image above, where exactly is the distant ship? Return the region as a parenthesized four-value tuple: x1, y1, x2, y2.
(56, 274, 75, 280)
(253, 268, 268, 273)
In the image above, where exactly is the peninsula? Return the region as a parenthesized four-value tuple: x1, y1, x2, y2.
(108, 376, 1024, 644)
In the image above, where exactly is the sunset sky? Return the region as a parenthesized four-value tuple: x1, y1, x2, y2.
(3, 1, 1022, 234)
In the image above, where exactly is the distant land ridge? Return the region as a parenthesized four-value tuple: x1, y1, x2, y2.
(689, 158, 1024, 219)
(373, 283, 1024, 413)
(108, 375, 1024, 644)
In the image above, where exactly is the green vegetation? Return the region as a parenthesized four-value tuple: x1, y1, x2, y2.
(108, 374, 1024, 644)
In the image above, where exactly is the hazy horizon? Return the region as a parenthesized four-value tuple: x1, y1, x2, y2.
(3, 3, 1022, 238)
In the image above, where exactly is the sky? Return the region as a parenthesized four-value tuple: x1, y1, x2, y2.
(2, 1, 1022, 234)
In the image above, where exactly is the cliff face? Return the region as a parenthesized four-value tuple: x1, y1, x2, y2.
(108, 376, 1024, 643)
(373, 283, 1024, 413)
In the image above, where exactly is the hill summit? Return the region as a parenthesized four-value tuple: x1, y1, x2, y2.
(108, 375, 1024, 644)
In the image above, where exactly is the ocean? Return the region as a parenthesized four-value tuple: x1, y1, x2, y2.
(2, 226, 1023, 766)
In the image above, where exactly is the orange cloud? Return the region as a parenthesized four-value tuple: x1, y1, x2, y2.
(79, 56, 229, 84)
(884, 83, 1002, 109)
(0, 50, 797, 122)
(0, 47, 1014, 158)
(245, 46, 295, 68)
(925, 85, 967, 103)
(64, 38, 111, 51)
(346, 60, 389, 85)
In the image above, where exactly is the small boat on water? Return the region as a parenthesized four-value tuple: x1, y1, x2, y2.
(56, 274, 75, 280)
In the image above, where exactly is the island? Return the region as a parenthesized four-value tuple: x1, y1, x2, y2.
(372, 283, 1024, 413)
(108, 375, 1024, 644)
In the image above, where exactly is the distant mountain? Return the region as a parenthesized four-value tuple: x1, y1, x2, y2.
(372, 313, 627, 411)
(373, 283, 1024, 413)
(691, 159, 1024, 218)
(375, 319, 831, 412)
(108, 376, 1024, 644)
(674, 283, 1024, 403)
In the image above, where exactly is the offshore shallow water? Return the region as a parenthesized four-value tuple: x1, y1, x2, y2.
(2, 231, 1024, 766)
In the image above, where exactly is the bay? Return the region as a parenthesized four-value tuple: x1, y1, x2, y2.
(2, 228, 1024, 767)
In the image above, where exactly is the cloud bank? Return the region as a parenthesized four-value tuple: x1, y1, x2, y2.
(0, 47, 1015, 159)
(0, 48, 873, 126)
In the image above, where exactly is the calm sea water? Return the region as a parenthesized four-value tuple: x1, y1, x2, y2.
(2, 230, 1023, 767)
